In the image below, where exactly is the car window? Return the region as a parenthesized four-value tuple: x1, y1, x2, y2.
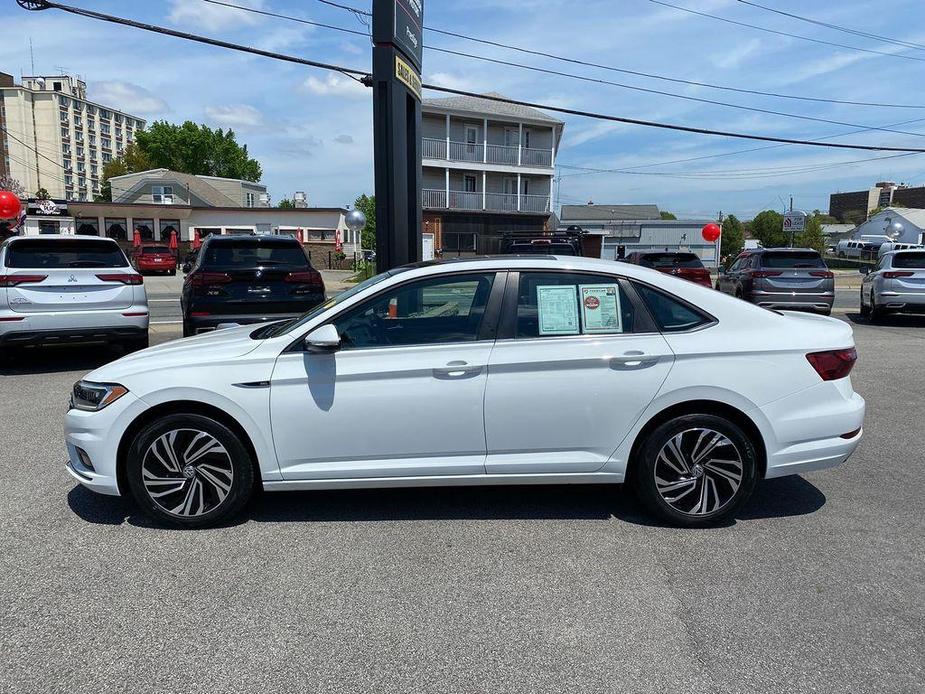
(332, 273, 495, 349)
(761, 252, 825, 269)
(892, 252, 925, 269)
(201, 239, 310, 268)
(5, 239, 128, 268)
(729, 257, 745, 271)
(141, 246, 170, 254)
(515, 272, 637, 338)
(639, 253, 704, 269)
(633, 282, 711, 332)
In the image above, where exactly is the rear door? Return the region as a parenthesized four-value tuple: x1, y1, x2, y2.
(192, 238, 322, 316)
(3, 238, 136, 313)
(889, 251, 925, 292)
(484, 270, 674, 474)
(757, 251, 832, 295)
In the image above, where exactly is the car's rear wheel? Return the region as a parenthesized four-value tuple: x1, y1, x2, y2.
(869, 292, 885, 323)
(122, 334, 149, 353)
(126, 413, 254, 528)
(632, 414, 758, 527)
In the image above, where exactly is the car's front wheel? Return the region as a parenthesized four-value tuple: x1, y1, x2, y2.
(632, 414, 758, 527)
(126, 413, 255, 528)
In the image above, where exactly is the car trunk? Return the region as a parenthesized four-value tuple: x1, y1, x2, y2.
(758, 252, 831, 294)
(6, 268, 135, 313)
(759, 271, 830, 294)
(191, 267, 321, 316)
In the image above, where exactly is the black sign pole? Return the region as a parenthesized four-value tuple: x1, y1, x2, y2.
(372, 0, 424, 271)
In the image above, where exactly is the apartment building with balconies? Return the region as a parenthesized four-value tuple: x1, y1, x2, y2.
(421, 92, 564, 255)
(0, 73, 146, 202)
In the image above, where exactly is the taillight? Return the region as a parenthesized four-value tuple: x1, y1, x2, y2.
(0, 274, 47, 287)
(752, 270, 782, 278)
(883, 271, 915, 279)
(806, 348, 857, 381)
(285, 270, 323, 286)
(809, 271, 834, 278)
(186, 272, 232, 286)
(96, 273, 143, 285)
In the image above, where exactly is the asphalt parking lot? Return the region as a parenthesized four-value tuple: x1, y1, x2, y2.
(1, 284, 922, 693)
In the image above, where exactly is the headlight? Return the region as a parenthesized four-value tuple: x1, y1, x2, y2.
(70, 381, 129, 411)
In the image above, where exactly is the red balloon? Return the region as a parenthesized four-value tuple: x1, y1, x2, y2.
(0, 190, 22, 220)
(702, 223, 721, 243)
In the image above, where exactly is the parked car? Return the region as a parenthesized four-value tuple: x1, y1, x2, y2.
(0, 235, 148, 352)
(500, 230, 582, 256)
(134, 244, 177, 276)
(836, 235, 891, 258)
(181, 234, 325, 336)
(716, 248, 834, 315)
(624, 251, 712, 288)
(65, 255, 864, 529)
(860, 249, 925, 321)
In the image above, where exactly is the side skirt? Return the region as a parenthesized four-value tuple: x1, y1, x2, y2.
(263, 471, 625, 492)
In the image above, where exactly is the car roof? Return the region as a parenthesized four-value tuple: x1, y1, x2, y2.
(204, 234, 298, 243)
(6, 234, 117, 242)
(748, 247, 819, 254)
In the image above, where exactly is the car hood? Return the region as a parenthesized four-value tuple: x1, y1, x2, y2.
(84, 324, 264, 383)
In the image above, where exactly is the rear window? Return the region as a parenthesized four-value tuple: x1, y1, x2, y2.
(5, 239, 128, 268)
(760, 251, 824, 269)
(200, 239, 310, 268)
(508, 243, 577, 255)
(140, 246, 170, 254)
(892, 252, 925, 269)
(633, 282, 711, 332)
(638, 253, 703, 269)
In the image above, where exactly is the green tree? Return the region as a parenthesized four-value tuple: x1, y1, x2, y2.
(97, 143, 153, 201)
(135, 121, 261, 181)
(795, 213, 826, 252)
(659, 210, 677, 220)
(277, 198, 295, 209)
(720, 214, 745, 262)
(353, 193, 376, 251)
(0, 174, 26, 199)
(749, 209, 788, 247)
(35, 187, 50, 200)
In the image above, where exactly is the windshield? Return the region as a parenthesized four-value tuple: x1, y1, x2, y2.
(201, 239, 309, 268)
(141, 246, 171, 254)
(5, 239, 128, 268)
(892, 252, 925, 269)
(258, 267, 410, 338)
(761, 252, 825, 269)
(639, 253, 703, 269)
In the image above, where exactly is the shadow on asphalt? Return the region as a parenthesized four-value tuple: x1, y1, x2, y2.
(67, 475, 825, 529)
(0, 343, 125, 376)
(845, 312, 925, 328)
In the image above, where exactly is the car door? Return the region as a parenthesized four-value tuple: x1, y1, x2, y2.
(718, 256, 741, 294)
(483, 270, 675, 474)
(269, 271, 505, 480)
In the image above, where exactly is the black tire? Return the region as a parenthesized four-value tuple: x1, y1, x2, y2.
(182, 321, 194, 337)
(631, 414, 758, 527)
(869, 292, 885, 323)
(122, 334, 149, 353)
(126, 413, 255, 528)
(859, 288, 870, 318)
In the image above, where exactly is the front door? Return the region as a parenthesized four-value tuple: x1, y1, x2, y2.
(484, 271, 674, 474)
(269, 271, 504, 480)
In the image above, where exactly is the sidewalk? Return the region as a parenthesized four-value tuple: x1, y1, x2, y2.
(321, 269, 355, 294)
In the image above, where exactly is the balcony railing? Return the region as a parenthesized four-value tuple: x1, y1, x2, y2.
(423, 189, 550, 213)
(424, 137, 553, 168)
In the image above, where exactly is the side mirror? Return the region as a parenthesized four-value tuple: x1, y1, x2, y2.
(859, 265, 870, 275)
(717, 266, 726, 275)
(304, 324, 341, 353)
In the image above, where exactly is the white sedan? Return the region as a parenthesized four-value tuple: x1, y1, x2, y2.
(64, 256, 865, 528)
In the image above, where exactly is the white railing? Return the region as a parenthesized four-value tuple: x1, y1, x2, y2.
(422, 189, 447, 208)
(422, 137, 447, 159)
(448, 141, 484, 162)
(521, 147, 553, 167)
(520, 193, 551, 213)
(447, 190, 483, 210)
(485, 192, 519, 211)
(424, 189, 550, 213)
(486, 143, 519, 166)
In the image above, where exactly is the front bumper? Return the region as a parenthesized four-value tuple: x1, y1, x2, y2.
(0, 307, 149, 346)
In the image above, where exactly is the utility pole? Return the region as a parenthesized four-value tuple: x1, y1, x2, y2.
(371, 0, 424, 271)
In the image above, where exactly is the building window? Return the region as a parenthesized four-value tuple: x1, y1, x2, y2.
(63, 158, 72, 171)
(89, 135, 96, 146)
(76, 219, 100, 236)
(90, 164, 98, 176)
(100, 109, 111, 120)
(153, 185, 174, 204)
(87, 118, 95, 131)
(101, 137, 111, 150)
(133, 219, 155, 241)
(115, 114, 123, 124)
(115, 128, 122, 139)
(78, 176, 86, 187)
(61, 126, 69, 139)
(105, 218, 127, 241)
(77, 162, 85, 173)
(87, 105, 96, 115)
(53, 82, 62, 92)
(65, 175, 73, 186)
(59, 110, 69, 123)
(464, 175, 477, 193)
(100, 124, 110, 135)
(62, 144, 71, 155)
(102, 153, 112, 163)
(75, 132, 84, 143)
(74, 115, 82, 127)
(76, 146, 84, 158)
(159, 220, 180, 241)
(245, 192, 255, 207)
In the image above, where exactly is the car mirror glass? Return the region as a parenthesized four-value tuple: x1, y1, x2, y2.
(304, 324, 341, 352)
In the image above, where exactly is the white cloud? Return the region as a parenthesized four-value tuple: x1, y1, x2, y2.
(167, 0, 266, 32)
(87, 81, 168, 116)
(334, 134, 354, 144)
(204, 104, 264, 129)
(301, 75, 368, 99)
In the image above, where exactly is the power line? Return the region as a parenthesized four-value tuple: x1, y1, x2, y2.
(17, 1, 925, 154)
(648, 0, 925, 63)
(736, 0, 925, 53)
(0, 122, 68, 171)
(299, 0, 925, 109)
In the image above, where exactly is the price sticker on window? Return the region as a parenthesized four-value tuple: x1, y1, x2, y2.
(579, 284, 622, 334)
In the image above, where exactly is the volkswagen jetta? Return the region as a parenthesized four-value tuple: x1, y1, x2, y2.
(65, 256, 865, 528)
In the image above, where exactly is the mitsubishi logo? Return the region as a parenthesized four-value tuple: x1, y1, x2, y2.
(67, 274, 78, 283)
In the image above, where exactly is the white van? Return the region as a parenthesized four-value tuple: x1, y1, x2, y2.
(837, 235, 892, 258)
(878, 241, 925, 258)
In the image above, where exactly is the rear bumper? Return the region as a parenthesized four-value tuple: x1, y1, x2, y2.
(185, 312, 304, 333)
(749, 290, 834, 312)
(137, 262, 176, 272)
(0, 307, 149, 345)
(874, 290, 925, 312)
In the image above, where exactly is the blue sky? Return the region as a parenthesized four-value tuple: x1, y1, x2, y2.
(3, 0, 925, 218)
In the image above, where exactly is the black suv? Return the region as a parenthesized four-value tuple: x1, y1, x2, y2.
(181, 235, 326, 336)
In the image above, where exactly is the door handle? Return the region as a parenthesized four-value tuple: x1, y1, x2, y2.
(610, 351, 659, 369)
(433, 360, 482, 378)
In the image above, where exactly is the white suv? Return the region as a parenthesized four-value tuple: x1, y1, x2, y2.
(0, 235, 149, 352)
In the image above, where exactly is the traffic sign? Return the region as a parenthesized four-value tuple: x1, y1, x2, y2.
(783, 211, 806, 233)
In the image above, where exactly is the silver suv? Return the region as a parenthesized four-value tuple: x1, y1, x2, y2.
(861, 249, 925, 322)
(0, 235, 149, 352)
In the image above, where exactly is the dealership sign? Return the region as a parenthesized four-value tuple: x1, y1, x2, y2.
(783, 211, 806, 233)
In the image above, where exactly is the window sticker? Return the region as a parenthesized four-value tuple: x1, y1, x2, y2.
(579, 284, 622, 334)
(536, 285, 580, 335)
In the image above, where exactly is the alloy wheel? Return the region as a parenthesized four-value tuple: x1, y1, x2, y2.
(141, 428, 234, 517)
(653, 428, 744, 516)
